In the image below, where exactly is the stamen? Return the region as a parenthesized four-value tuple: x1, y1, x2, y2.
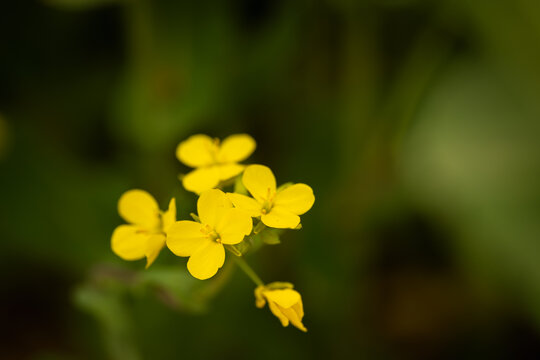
(202, 225, 221, 243)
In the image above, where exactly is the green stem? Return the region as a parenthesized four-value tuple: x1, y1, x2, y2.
(231, 255, 264, 286)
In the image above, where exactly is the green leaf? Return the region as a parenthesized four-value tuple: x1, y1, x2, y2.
(74, 284, 141, 360)
(138, 266, 207, 313)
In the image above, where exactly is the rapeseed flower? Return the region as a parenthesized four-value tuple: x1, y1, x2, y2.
(111, 190, 176, 268)
(166, 189, 252, 280)
(228, 165, 315, 229)
(255, 283, 307, 332)
(176, 134, 256, 194)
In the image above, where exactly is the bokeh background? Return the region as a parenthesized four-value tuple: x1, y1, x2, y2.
(2, 0, 540, 359)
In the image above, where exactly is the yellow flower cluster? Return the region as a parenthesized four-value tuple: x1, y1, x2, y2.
(111, 134, 314, 331)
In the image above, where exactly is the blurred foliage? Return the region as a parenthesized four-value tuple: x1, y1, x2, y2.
(1, 0, 540, 359)
(0, 114, 9, 159)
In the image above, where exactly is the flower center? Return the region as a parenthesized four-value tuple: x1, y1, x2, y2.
(201, 224, 221, 243)
(261, 201, 272, 215)
(260, 187, 275, 215)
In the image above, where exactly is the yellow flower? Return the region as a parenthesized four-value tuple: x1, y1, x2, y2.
(166, 189, 252, 280)
(228, 165, 315, 229)
(255, 283, 307, 332)
(111, 190, 176, 268)
(176, 134, 256, 194)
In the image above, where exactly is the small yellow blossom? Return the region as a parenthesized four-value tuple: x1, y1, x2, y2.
(228, 164, 315, 229)
(166, 189, 252, 280)
(111, 190, 176, 268)
(255, 283, 307, 332)
(176, 134, 256, 194)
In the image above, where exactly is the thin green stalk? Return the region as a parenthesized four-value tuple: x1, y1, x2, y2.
(230, 255, 264, 286)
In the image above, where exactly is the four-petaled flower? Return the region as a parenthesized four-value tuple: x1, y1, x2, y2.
(166, 189, 252, 280)
(255, 283, 307, 332)
(228, 164, 315, 229)
(176, 134, 256, 194)
(111, 190, 176, 268)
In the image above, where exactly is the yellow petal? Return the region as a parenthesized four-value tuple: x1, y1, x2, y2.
(279, 305, 307, 332)
(118, 190, 160, 230)
(145, 234, 166, 268)
(197, 189, 232, 228)
(187, 240, 225, 280)
(182, 167, 221, 194)
(274, 183, 315, 215)
(166, 221, 207, 256)
(255, 286, 266, 308)
(162, 198, 176, 233)
(111, 225, 148, 260)
(261, 206, 300, 229)
(242, 164, 276, 202)
(217, 163, 245, 181)
(267, 300, 290, 327)
(227, 193, 262, 217)
(265, 289, 307, 331)
(292, 299, 304, 320)
(176, 134, 216, 168)
(264, 289, 302, 308)
(215, 208, 253, 245)
(217, 134, 256, 163)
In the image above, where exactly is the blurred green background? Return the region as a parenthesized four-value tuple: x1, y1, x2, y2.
(2, 0, 540, 359)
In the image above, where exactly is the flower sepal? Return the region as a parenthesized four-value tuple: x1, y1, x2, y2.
(224, 244, 243, 257)
(257, 228, 281, 245)
(265, 281, 294, 290)
(253, 221, 266, 234)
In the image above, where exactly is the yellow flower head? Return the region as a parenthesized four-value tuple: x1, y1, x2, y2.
(176, 134, 256, 194)
(255, 283, 307, 332)
(228, 164, 315, 229)
(166, 189, 252, 280)
(111, 190, 176, 268)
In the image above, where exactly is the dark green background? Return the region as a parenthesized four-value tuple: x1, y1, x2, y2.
(2, 0, 540, 359)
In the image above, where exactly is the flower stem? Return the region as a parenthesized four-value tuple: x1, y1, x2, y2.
(231, 255, 264, 286)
